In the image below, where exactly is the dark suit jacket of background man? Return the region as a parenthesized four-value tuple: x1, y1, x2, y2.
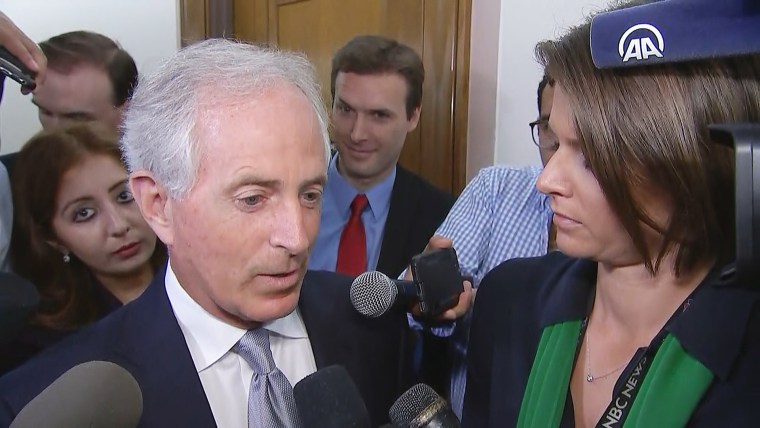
(377, 164, 455, 396)
(377, 165, 455, 279)
(0, 153, 17, 178)
(0, 267, 417, 427)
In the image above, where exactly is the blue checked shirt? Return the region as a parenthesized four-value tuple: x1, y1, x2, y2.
(437, 165, 552, 417)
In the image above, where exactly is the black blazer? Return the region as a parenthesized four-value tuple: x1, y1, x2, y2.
(376, 165, 455, 279)
(463, 252, 760, 427)
(0, 267, 416, 427)
(0, 152, 17, 179)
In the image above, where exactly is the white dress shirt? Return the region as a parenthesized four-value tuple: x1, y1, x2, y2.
(165, 261, 317, 428)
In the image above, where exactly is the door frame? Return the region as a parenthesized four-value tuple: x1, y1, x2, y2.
(178, 0, 470, 194)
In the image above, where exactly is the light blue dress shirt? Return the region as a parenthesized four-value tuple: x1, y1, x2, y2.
(436, 165, 552, 417)
(309, 154, 396, 273)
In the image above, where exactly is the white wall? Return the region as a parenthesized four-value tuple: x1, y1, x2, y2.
(0, 0, 181, 154)
(467, 0, 612, 177)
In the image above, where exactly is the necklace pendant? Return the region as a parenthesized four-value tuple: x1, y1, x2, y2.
(586, 374, 593, 383)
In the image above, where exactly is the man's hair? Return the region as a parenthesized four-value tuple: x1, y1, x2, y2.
(330, 35, 424, 119)
(535, 6, 760, 276)
(121, 38, 331, 200)
(9, 124, 166, 330)
(40, 31, 138, 107)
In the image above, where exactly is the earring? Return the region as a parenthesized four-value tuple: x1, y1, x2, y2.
(63, 253, 71, 263)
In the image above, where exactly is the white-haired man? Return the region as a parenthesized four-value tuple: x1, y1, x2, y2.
(0, 39, 422, 427)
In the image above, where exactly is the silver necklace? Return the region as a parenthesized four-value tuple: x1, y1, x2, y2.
(585, 330, 628, 383)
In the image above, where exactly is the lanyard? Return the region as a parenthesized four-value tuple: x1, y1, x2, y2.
(582, 295, 695, 428)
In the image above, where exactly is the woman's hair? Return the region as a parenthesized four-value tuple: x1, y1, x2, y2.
(9, 124, 166, 330)
(536, 3, 760, 275)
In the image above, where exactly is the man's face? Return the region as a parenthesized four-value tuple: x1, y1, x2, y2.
(164, 84, 327, 328)
(32, 65, 124, 131)
(331, 72, 420, 190)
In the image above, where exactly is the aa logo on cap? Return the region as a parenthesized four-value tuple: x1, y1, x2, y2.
(618, 23, 664, 63)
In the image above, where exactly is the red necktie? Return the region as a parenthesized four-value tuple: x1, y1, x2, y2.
(336, 194, 369, 276)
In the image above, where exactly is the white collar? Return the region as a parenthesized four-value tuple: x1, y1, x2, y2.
(164, 260, 308, 372)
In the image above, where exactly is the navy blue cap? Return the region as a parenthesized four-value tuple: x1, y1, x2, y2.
(590, 0, 760, 69)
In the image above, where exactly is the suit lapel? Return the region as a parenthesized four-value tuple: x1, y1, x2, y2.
(299, 270, 354, 369)
(377, 166, 420, 277)
(113, 267, 217, 426)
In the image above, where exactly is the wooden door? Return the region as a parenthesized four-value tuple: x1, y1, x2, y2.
(180, 0, 470, 194)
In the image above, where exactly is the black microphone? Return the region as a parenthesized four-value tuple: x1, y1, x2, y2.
(293, 365, 371, 428)
(350, 271, 419, 318)
(0, 272, 39, 345)
(389, 383, 460, 428)
(10, 360, 143, 428)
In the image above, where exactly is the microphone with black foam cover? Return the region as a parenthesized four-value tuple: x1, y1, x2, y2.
(10, 360, 143, 428)
(350, 271, 419, 318)
(293, 365, 371, 428)
(389, 383, 460, 428)
(0, 272, 39, 345)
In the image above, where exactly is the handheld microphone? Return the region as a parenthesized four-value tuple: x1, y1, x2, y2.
(389, 383, 460, 428)
(10, 360, 143, 428)
(350, 271, 419, 318)
(0, 272, 39, 345)
(293, 365, 371, 428)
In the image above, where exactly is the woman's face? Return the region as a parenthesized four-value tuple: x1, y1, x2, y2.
(536, 84, 669, 266)
(50, 154, 157, 280)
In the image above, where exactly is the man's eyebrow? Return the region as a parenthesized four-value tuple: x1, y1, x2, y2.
(301, 175, 327, 190)
(335, 97, 353, 109)
(225, 175, 281, 193)
(62, 111, 97, 120)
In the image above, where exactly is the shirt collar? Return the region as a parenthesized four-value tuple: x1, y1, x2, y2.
(327, 153, 396, 221)
(165, 260, 308, 372)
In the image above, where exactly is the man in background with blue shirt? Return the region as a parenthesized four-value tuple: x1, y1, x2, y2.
(418, 74, 557, 416)
(309, 35, 454, 280)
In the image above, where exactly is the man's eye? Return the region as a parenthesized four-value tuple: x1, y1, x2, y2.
(302, 191, 322, 204)
(241, 195, 262, 206)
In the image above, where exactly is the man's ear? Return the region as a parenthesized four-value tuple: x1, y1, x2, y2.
(130, 170, 174, 246)
(407, 106, 421, 132)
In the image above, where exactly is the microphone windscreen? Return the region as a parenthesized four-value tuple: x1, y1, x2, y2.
(294, 365, 371, 428)
(0, 272, 39, 345)
(350, 271, 398, 318)
(10, 361, 143, 428)
(389, 383, 460, 428)
(590, 0, 760, 69)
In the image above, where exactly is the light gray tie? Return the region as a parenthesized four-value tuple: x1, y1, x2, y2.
(236, 328, 302, 428)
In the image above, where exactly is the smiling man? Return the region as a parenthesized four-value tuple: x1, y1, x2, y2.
(309, 35, 455, 279)
(0, 39, 416, 427)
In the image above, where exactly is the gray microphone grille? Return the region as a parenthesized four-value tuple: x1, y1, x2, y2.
(389, 383, 440, 428)
(350, 271, 398, 318)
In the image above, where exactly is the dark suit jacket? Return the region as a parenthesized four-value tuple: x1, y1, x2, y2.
(375, 165, 455, 397)
(463, 252, 760, 427)
(0, 267, 416, 427)
(376, 165, 455, 279)
(0, 152, 17, 179)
